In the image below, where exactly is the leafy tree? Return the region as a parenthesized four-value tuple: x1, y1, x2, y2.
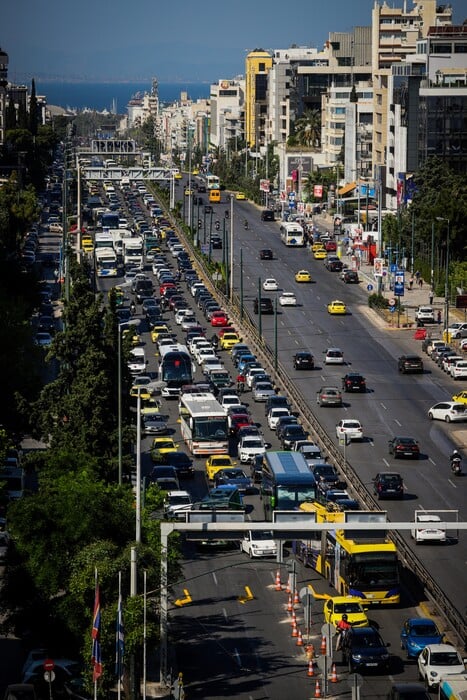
(289, 109, 321, 149)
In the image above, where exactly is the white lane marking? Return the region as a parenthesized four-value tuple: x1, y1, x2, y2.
(223, 607, 228, 620)
(394, 419, 402, 426)
(380, 402, 387, 410)
(382, 458, 390, 467)
(448, 479, 457, 488)
(212, 572, 218, 585)
(429, 457, 436, 466)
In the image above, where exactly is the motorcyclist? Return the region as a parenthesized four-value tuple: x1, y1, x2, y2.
(450, 449, 462, 474)
(450, 449, 461, 462)
(225, 209, 229, 219)
(236, 372, 246, 393)
(244, 219, 249, 230)
(130, 301, 136, 316)
(215, 220, 220, 230)
(336, 614, 351, 650)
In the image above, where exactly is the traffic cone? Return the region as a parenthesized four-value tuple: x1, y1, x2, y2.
(291, 620, 298, 637)
(285, 577, 291, 595)
(307, 659, 314, 677)
(330, 662, 338, 683)
(275, 570, 282, 591)
(320, 635, 327, 655)
(314, 679, 322, 698)
(306, 643, 315, 660)
(290, 610, 297, 626)
(296, 628, 304, 646)
(293, 589, 300, 605)
(287, 595, 293, 613)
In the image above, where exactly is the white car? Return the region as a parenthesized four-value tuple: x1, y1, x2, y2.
(252, 381, 276, 402)
(447, 322, 467, 339)
(238, 436, 266, 463)
(279, 292, 297, 306)
(181, 316, 198, 332)
(324, 347, 345, 365)
(241, 530, 277, 558)
(336, 419, 363, 442)
(267, 407, 291, 430)
(164, 490, 192, 520)
(411, 514, 446, 544)
(174, 308, 192, 325)
(417, 644, 465, 689)
(415, 306, 435, 323)
(246, 367, 268, 388)
(196, 348, 218, 366)
(451, 360, 467, 379)
(263, 278, 279, 291)
(428, 402, 467, 423)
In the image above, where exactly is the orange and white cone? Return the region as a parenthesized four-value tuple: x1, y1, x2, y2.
(285, 577, 291, 595)
(314, 679, 322, 698)
(296, 628, 304, 646)
(293, 589, 300, 605)
(290, 610, 297, 626)
(320, 635, 327, 655)
(287, 595, 293, 613)
(291, 620, 298, 638)
(306, 643, 315, 660)
(330, 662, 338, 683)
(275, 570, 282, 591)
(307, 659, 314, 677)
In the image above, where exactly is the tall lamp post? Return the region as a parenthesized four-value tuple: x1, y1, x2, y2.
(118, 319, 140, 485)
(436, 217, 450, 331)
(229, 194, 234, 303)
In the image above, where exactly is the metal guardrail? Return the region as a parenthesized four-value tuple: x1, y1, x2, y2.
(168, 209, 467, 650)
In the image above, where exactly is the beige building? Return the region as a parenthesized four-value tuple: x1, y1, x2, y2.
(245, 49, 273, 148)
(371, 0, 452, 172)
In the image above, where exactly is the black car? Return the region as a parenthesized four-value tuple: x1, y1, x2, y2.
(313, 464, 343, 492)
(265, 395, 291, 416)
(260, 210, 275, 221)
(373, 472, 404, 499)
(388, 436, 420, 459)
(210, 235, 222, 249)
(342, 270, 359, 283)
(281, 424, 308, 450)
(398, 355, 424, 374)
(293, 351, 314, 370)
(386, 683, 430, 700)
(161, 451, 195, 478)
(38, 315, 56, 333)
(342, 626, 390, 672)
(259, 248, 273, 260)
(325, 256, 344, 272)
(254, 297, 274, 314)
(342, 373, 366, 392)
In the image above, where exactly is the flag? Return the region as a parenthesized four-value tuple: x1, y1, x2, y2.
(115, 591, 124, 681)
(91, 577, 103, 681)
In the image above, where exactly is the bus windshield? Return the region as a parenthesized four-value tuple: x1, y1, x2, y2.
(276, 484, 316, 510)
(349, 553, 399, 588)
(193, 417, 228, 440)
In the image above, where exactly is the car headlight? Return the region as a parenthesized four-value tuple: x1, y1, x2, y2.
(353, 654, 362, 661)
(430, 671, 439, 679)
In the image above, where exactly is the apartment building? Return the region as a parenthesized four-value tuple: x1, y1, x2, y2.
(209, 78, 244, 149)
(245, 49, 273, 148)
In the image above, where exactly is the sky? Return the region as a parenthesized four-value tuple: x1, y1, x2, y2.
(3, 0, 465, 84)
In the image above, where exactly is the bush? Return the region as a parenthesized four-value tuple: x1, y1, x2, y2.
(368, 293, 389, 310)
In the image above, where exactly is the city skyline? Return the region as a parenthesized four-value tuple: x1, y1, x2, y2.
(4, 0, 465, 84)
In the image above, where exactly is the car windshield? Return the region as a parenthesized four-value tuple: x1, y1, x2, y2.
(252, 531, 274, 541)
(430, 652, 461, 665)
(334, 602, 363, 614)
(410, 623, 438, 636)
(222, 469, 246, 479)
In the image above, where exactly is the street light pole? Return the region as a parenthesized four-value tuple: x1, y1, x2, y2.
(229, 194, 234, 303)
(436, 217, 450, 331)
(430, 221, 435, 292)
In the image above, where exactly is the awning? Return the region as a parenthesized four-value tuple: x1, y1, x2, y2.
(338, 181, 356, 196)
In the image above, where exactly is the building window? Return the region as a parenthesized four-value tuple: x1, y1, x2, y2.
(431, 43, 451, 54)
(259, 62, 265, 71)
(454, 43, 467, 53)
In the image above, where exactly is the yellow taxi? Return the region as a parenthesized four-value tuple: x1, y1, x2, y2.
(219, 332, 241, 350)
(140, 397, 162, 415)
(327, 299, 347, 315)
(129, 383, 152, 401)
(192, 168, 199, 175)
(205, 455, 236, 481)
(295, 270, 312, 283)
(312, 242, 325, 252)
(122, 328, 142, 346)
(323, 596, 369, 628)
(151, 324, 170, 343)
(174, 172, 182, 180)
(151, 437, 179, 463)
(82, 236, 94, 253)
(184, 188, 193, 196)
(313, 248, 327, 260)
(235, 192, 246, 200)
(452, 391, 467, 405)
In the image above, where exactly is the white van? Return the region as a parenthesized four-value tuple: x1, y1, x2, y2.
(128, 347, 147, 375)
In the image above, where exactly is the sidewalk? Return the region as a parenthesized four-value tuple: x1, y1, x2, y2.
(313, 213, 459, 329)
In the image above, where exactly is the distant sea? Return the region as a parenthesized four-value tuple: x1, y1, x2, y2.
(35, 81, 210, 113)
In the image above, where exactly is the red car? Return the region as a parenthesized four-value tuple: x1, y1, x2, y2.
(211, 311, 229, 327)
(159, 282, 177, 296)
(229, 413, 253, 436)
(324, 240, 337, 252)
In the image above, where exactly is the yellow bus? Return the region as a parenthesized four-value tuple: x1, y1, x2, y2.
(295, 502, 400, 605)
(209, 188, 221, 203)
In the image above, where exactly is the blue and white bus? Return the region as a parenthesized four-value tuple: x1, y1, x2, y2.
(280, 222, 305, 247)
(261, 451, 316, 520)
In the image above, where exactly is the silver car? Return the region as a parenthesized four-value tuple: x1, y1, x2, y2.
(253, 382, 276, 402)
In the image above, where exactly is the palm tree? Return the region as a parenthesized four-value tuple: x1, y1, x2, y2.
(294, 109, 321, 149)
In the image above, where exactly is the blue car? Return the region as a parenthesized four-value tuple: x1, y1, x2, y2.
(400, 618, 443, 659)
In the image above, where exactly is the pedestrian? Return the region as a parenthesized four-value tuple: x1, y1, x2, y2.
(418, 278, 423, 289)
(437, 310, 442, 325)
(429, 291, 434, 305)
(415, 270, 421, 282)
(409, 277, 414, 290)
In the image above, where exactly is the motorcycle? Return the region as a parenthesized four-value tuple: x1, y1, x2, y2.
(215, 221, 220, 231)
(225, 210, 229, 219)
(451, 457, 462, 476)
(244, 220, 249, 230)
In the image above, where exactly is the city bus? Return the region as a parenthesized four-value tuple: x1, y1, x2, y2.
(439, 674, 467, 700)
(280, 222, 305, 247)
(295, 503, 400, 605)
(158, 344, 194, 398)
(95, 247, 118, 277)
(206, 174, 220, 190)
(209, 188, 221, 203)
(179, 392, 229, 455)
(261, 451, 317, 520)
(101, 212, 120, 231)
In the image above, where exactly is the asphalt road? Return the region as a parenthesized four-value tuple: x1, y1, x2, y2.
(95, 181, 466, 698)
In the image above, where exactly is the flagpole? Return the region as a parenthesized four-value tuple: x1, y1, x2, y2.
(143, 570, 147, 700)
